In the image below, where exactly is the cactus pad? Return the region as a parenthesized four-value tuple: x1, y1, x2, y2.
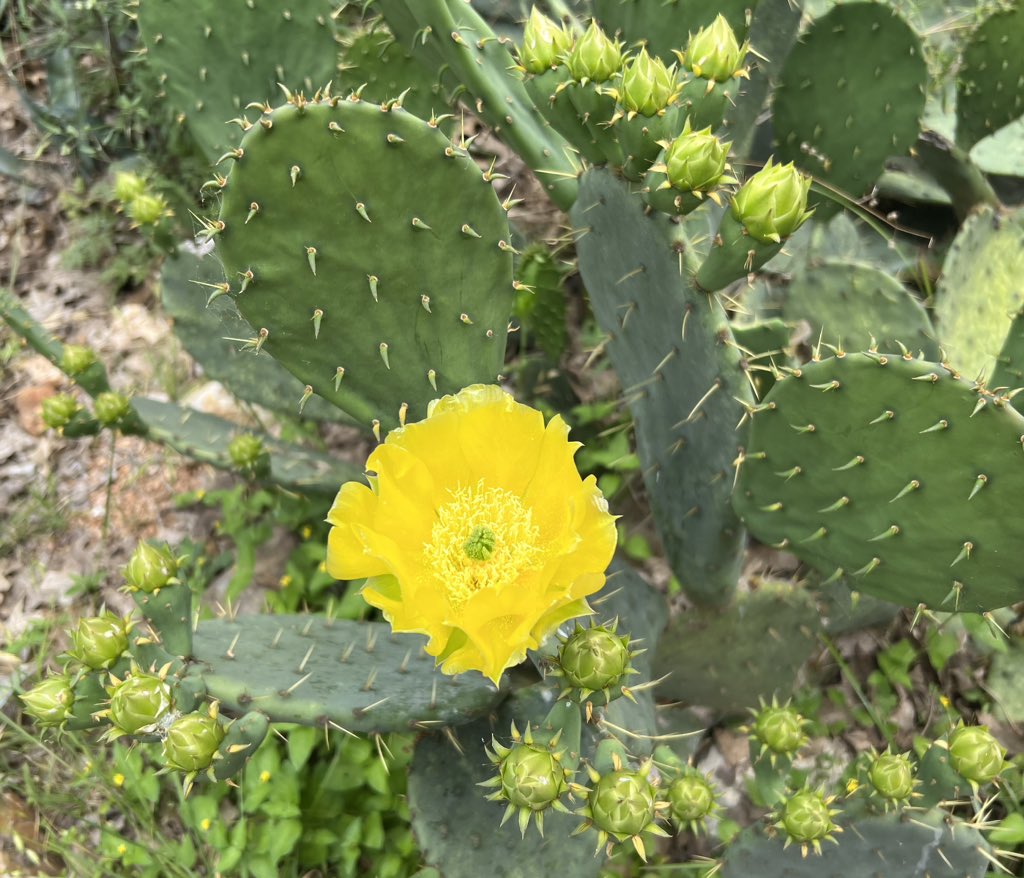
(933, 206, 1024, 382)
(772, 3, 927, 207)
(215, 95, 513, 431)
(734, 353, 1024, 612)
(186, 614, 505, 733)
(160, 244, 351, 423)
(782, 260, 938, 360)
(653, 581, 821, 713)
(137, 0, 339, 161)
(956, 2, 1024, 150)
(721, 807, 989, 878)
(573, 168, 751, 607)
(131, 398, 360, 494)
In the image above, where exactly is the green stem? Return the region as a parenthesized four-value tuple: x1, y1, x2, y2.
(819, 632, 896, 750)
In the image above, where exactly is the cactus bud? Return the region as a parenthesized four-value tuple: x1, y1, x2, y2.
(667, 770, 717, 830)
(664, 123, 732, 192)
(162, 706, 225, 774)
(683, 14, 747, 82)
(41, 393, 81, 430)
(113, 171, 147, 205)
(775, 789, 841, 854)
(731, 159, 813, 244)
(20, 675, 75, 728)
(94, 391, 131, 426)
(868, 751, 916, 803)
(750, 700, 808, 760)
(619, 49, 677, 116)
(59, 344, 97, 376)
(227, 433, 270, 477)
(108, 672, 173, 735)
(554, 621, 635, 703)
(520, 7, 572, 74)
(948, 725, 1005, 785)
(125, 541, 178, 592)
(68, 613, 131, 670)
(586, 767, 661, 852)
(127, 193, 169, 226)
(483, 722, 573, 837)
(566, 21, 622, 84)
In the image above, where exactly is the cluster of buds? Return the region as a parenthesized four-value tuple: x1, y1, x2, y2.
(227, 433, 271, 478)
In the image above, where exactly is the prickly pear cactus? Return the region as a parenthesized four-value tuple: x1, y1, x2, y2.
(735, 352, 1024, 612)
(772, 3, 928, 209)
(956, 1, 1024, 150)
(137, 0, 339, 162)
(573, 168, 752, 607)
(214, 92, 515, 431)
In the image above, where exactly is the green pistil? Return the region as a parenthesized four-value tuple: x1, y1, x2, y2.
(464, 526, 497, 561)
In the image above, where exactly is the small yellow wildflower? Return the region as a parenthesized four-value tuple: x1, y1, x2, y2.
(939, 695, 951, 709)
(200, 818, 212, 831)
(300, 525, 313, 540)
(117, 843, 128, 856)
(318, 560, 328, 573)
(279, 575, 293, 589)
(259, 770, 271, 783)
(845, 778, 859, 795)
(326, 385, 617, 684)
(113, 773, 125, 787)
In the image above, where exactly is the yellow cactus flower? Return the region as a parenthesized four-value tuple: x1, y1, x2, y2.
(326, 385, 617, 685)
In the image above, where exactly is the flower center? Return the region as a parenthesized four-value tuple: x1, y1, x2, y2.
(425, 482, 542, 607)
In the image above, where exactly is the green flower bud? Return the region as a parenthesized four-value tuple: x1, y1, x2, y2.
(109, 673, 173, 734)
(778, 789, 840, 847)
(227, 434, 269, 476)
(162, 709, 225, 773)
(20, 675, 75, 728)
(557, 624, 632, 696)
(68, 613, 130, 670)
(41, 393, 81, 430)
(684, 14, 747, 82)
(499, 741, 567, 811)
(619, 49, 677, 116)
(566, 21, 622, 84)
(113, 171, 147, 205)
(59, 344, 97, 376)
(668, 771, 717, 826)
(589, 769, 657, 839)
(731, 159, 813, 244)
(868, 752, 915, 801)
(94, 391, 131, 426)
(128, 193, 168, 226)
(752, 702, 808, 756)
(664, 124, 731, 192)
(520, 7, 572, 74)
(948, 725, 1005, 785)
(125, 541, 178, 592)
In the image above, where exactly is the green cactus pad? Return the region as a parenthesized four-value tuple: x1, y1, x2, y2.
(137, 0, 339, 162)
(721, 807, 989, 878)
(215, 95, 513, 431)
(514, 244, 569, 362)
(408, 686, 601, 878)
(185, 614, 505, 733)
(734, 353, 1024, 612)
(933, 207, 1024, 383)
(337, 28, 449, 128)
(956, 2, 1024, 151)
(772, 3, 927, 209)
(573, 168, 751, 607)
(653, 581, 821, 713)
(593, 0, 754, 63)
(989, 307, 1024, 392)
(160, 244, 352, 423)
(131, 398, 361, 495)
(782, 260, 938, 359)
